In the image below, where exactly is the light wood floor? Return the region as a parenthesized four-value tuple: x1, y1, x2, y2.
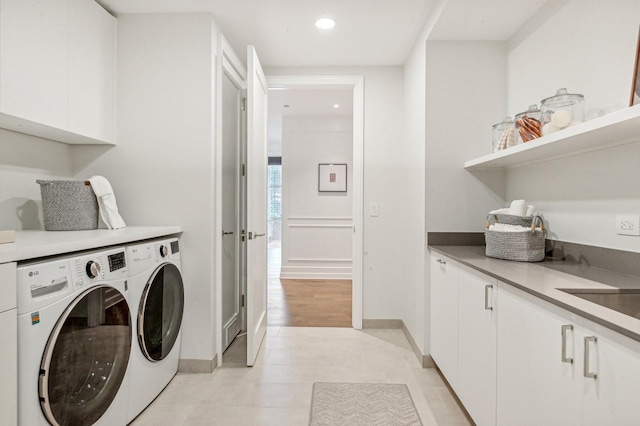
(267, 244, 352, 327)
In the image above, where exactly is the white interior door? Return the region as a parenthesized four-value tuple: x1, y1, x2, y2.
(246, 45, 268, 366)
(221, 69, 242, 352)
(215, 34, 247, 363)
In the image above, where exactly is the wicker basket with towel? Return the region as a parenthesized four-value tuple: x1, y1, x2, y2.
(485, 214, 546, 262)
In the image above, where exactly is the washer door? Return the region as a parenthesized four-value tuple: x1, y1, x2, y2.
(40, 285, 131, 426)
(138, 262, 184, 361)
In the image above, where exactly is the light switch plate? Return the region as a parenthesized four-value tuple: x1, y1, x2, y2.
(369, 202, 379, 217)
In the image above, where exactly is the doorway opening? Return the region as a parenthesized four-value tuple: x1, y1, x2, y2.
(266, 77, 364, 329)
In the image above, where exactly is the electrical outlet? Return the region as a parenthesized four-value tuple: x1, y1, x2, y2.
(616, 215, 640, 236)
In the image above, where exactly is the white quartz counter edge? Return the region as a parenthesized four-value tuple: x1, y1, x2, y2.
(0, 226, 182, 263)
(429, 245, 640, 343)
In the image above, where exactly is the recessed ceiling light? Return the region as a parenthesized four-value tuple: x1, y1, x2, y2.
(333, 104, 340, 108)
(315, 18, 336, 30)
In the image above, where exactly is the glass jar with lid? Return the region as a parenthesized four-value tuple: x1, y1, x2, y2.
(540, 88, 585, 136)
(515, 104, 542, 144)
(492, 117, 516, 152)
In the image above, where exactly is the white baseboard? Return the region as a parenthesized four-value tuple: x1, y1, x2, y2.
(280, 265, 352, 280)
(178, 355, 218, 373)
(363, 318, 433, 368)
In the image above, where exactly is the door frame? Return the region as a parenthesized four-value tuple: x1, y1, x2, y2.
(266, 75, 364, 330)
(215, 34, 247, 365)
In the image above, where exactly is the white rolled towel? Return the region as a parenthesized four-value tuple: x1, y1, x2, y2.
(489, 223, 530, 232)
(88, 176, 126, 230)
(489, 207, 511, 215)
(525, 205, 535, 217)
(510, 199, 526, 217)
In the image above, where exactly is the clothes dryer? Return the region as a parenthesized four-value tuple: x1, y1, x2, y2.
(17, 247, 131, 426)
(126, 238, 184, 422)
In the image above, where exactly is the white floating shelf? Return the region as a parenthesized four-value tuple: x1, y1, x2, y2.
(464, 105, 640, 170)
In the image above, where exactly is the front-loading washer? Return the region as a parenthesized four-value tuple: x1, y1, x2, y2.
(17, 246, 131, 426)
(126, 237, 184, 422)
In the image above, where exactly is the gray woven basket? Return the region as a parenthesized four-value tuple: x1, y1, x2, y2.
(485, 215, 546, 262)
(37, 180, 99, 231)
(486, 213, 534, 227)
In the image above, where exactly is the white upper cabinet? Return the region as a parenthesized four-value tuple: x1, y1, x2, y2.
(68, 0, 116, 143)
(0, 0, 69, 130)
(0, 0, 116, 145)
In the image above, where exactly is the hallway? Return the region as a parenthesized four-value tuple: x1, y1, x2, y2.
(267, 241, 352, 327)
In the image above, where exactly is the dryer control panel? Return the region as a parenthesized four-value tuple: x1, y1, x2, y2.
(70, 248, 128, 289)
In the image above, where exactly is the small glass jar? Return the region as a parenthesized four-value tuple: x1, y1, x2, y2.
(492, 117, 516, 152)
(540, 88, 585, 136)
(515, 104, 542, 144)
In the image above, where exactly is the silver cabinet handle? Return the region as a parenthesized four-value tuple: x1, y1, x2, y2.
(222, 231, 234, 236)
(254, 233, 265, 238)
(584, 336, 597, 379)
(436, 259, 446, 265)
(484, 284, 493, 310)
(561, 324, 573, 363)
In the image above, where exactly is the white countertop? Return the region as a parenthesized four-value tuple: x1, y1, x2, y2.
(430, 245, 640, 342)
(0, 226, 182, 263)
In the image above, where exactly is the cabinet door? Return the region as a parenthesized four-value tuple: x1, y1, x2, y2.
(0, 263, 16, 426)
(578, 320, 640, 425)
(0, 309, 16, 426)
(430, 254, 458, 388)
(68, 0, 116, 142)
(496, 283, 581, 425)
(457, 266, 497, 426)
(0, 0, 68, 129)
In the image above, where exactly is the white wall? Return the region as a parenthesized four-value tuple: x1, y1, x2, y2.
(280, 116, 353, 279)
(266, 66, 409, 320)
(505, 0, 640, 252)
(507, 0, 638, 118)
(401, 35, 427, 354)
(0, 129, 74, 231)
(72, 13, 220, 363)
(425, 41, 507, 232)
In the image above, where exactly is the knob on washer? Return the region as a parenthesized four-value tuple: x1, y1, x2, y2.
(159, 245, 169, 258)
(86, 261, 101, 278)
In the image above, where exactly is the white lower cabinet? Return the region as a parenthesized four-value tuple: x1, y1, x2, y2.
(0, 262, 17, 426)
(497, 282, 640, 426)
(431, 253, 640, 426)
(430, 254, 497, 426)
(457, 265, 497, 426)
(497, 283, 582, 425)
(430, 254, 459, 388)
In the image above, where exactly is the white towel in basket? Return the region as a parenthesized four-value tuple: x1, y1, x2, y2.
(88, 176, 126, 230)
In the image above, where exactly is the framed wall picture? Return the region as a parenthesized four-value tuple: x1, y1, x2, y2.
(318, 163, 347, 192)
(631, 27, 640, 106)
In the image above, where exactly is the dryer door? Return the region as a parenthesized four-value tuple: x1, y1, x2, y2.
(39, 284, 131, 426)
(138, 262, 184, 361)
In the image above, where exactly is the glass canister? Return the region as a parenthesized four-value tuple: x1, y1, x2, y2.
(515, 104, 542, 143)
(540, 88, 585, 136)
(492, 117, 516, 152)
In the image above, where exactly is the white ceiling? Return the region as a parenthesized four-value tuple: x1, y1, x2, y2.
(97, 0, 552, 66)
(97, 0, 438, 67)
(96, 0, 550, 155)
(428, 0, 548, 40)
(268, 88, 353, 156)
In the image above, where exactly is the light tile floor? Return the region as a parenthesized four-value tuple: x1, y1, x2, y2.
(131, 327, 470, 425)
